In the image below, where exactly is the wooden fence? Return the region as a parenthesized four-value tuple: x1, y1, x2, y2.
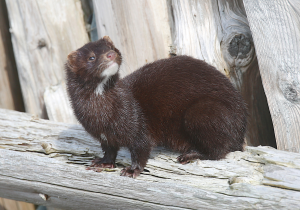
(2, 0, 300, 150)
(0, 0, 299, 209)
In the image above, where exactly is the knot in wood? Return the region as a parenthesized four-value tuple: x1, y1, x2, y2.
(228, 34, 251, 59)
(38, 38, 47, 49)
(280, 83, 300, 103)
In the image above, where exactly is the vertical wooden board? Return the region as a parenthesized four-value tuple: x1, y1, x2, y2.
(243, 0, 300, 152)
(0, 198, 5, 210)
(0, 197, 35, 210)
(93, 0, 172, 76)
(5, 0, 89, 118)
(0, 0, 24, 111)
(2, 198, 19, 210)
(170, 1, 219, 65)
(170, 0, 276, 147)
(16, 201, 35, 210)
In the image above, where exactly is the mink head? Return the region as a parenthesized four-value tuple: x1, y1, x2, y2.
(66, 36, 122, 80)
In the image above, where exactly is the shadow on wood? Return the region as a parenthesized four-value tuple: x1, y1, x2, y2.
(0, 0, 24, 112)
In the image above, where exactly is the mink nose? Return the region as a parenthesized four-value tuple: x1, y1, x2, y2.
(106, 51, 116, 61)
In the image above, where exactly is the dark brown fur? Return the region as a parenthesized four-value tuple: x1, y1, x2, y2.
(66, 36, 248, 178)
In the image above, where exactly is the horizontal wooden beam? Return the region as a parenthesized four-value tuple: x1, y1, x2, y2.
(0, 108, 299, 209)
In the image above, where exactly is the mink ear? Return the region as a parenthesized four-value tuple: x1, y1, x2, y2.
(67, 51, 78, 72)
(103, 36, 114, 45)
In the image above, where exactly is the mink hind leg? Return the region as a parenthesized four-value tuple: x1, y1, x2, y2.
(181, 97, 245, 162)
(87, 143, 119, 170)
(121, 138, 152, 178)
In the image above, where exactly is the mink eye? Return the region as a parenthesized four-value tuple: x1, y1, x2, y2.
(89, 56, 95, 60)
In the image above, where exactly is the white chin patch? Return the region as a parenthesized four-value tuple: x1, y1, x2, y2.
(102, 62, 119, 77)
(95, 62, 119, 96)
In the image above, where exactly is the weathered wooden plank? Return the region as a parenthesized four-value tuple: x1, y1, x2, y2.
(263, 165, 300, 191)
(0, 108, 300, 209)
(5, 0, 89, 118)
(93, 0, 172, 77)
(44, 84, 78, 124)
(0, 0, 24, 111)
(169, 0, 276, 147)
(0, 2, 32, 207)
(1, 148, 300, 210)
(243, 0, 300, 152)
(0, 168, 184, 210)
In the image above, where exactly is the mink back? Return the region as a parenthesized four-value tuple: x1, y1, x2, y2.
(119, 55, 247, 156)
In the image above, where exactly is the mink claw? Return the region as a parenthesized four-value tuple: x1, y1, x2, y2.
(86, 157, 116, 172)
(120, 166, 141, 178)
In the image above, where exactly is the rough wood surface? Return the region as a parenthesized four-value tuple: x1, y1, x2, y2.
(5, 0, 89, 118)
(169, 0, 276, 147)
(93, 0, 172, 77)
(0, 0, 24, 112)
(0, 108, 299, 210)
(243, 0, 300, 152)
(44, 83, 78, 124)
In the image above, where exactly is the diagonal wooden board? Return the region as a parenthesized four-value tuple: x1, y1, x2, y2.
(0, 108, 299, 209)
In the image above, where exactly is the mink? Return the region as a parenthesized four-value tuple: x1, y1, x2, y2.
(65, 36, 248, 178)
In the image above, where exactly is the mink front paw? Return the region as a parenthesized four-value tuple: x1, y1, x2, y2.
(86, 157, 115, 172)
(120, 166, 142, 178)
(177, 154, 192, 164)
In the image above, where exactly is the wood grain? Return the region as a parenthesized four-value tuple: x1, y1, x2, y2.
(169, 0, 276, 147)
(0, 108, 299, 209)
(93, 0, 172, 77)
(243, 0, 300, 152)
(5, 0, 89, 118)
